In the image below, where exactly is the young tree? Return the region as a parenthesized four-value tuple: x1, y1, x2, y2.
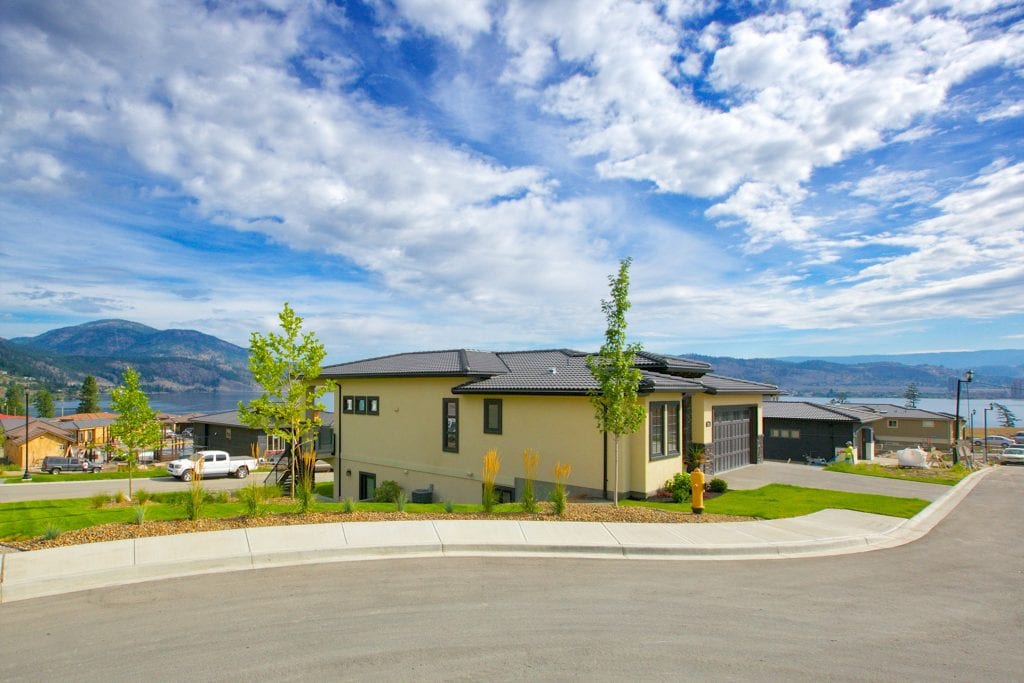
(33, 388, 55, 418)
(586, 257, 646, 506)
(903, 383, 921, 409)
(992, 402, 1018, 427)
(239, 303, 332, 498)
(77, 375, 101, 414)
(109, 367, 162, 501)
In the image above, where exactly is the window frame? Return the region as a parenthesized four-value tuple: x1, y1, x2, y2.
(483, 398, 502, 434)
(368, 396, 380, 415)
(649, 401, 681, 461)
(342, 396, 355, 414)
(443, 398, 459, 453)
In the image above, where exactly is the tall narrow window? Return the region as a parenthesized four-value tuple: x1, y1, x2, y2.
(484, 398, 502, 434)
(443, 398, 459, 452)
(649, 401, 681, 460)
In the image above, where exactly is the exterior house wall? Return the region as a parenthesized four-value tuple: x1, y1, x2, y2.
(335, 377, 623, 502)
(4, 432, 73, 469)
(871, 418, 954, 449)
(763, 418, 857, 461)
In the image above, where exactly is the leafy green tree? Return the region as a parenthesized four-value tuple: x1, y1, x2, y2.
(33, 389, 55, 418)
(903, 383, 921, 409)
(586, 257, 646, 506)
(110, 367, 162, 501)
(77, 375, 101, 414)
(829, 392, 849, 405)
(3, 382, 25, 415)
(992, 402, 1018, 427)
(239, 303, 332, 499)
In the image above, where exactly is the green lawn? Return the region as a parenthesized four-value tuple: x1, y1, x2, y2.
(3, 467, 170, 484)
(823, 461, 969, 486)
(623, 484, 930, 519)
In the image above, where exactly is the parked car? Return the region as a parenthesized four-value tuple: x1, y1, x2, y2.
(40, 456, 102, 474)
(166, 450, 257, 481)
(973, 435, 1014, 448)
(1013, 431, 1024, 445)
(996, 447, 1024, 465)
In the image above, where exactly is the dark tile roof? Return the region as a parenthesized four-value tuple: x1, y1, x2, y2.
(763, 401, 884, 422)
(191, 409, 335, 428)
(322, 350, 507, 378)
(841, 403, 955, 420)
(325, 348, 778, 397)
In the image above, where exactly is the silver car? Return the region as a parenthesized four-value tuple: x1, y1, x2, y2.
(997, 447, 1024, 465)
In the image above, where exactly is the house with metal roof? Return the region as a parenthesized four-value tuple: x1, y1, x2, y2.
(320, 349, 779, 503)
(1, 417, 76, 470)
(762, 401, 957, 463)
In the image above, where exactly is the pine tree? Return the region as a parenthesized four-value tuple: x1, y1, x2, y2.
(3, 382, 25, 415)
(77, 375, 101, 414)
(992, 402, 1018, 428)
(903, 383, 921, 408)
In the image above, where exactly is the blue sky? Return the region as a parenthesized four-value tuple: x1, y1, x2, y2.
(1, 0, 1022, 363)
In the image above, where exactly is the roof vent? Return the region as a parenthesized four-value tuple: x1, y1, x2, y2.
(547, 367, 558, 374)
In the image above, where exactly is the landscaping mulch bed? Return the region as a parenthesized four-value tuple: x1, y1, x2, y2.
(1, 502, 753, 552)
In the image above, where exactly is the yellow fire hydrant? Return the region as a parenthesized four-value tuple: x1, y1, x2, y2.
(690, 467, 705, 515)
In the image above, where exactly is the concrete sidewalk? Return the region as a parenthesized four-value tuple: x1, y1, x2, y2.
(0, 468, 992, 604)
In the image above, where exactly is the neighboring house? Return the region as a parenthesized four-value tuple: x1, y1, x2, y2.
(320, 349, 779, 503)
(49, 413, 118, 455)
(844, 404, 957, 450)
(190, 409, 335, 462)
(762, 401, 957, 462)
(0, 417, 75, 470)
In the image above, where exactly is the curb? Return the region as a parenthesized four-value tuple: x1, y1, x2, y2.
(0, 468, 993, 604)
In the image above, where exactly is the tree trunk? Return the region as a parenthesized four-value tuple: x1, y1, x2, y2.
(613, 435, 620, 506)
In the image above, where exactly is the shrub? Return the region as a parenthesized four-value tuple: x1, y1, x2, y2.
(709, 477, 728, 493)
(395, 491, 407, 512)
(135, 489, 152, 505)
(134, 505, 145, 526)
(374, 480, 403, 503)
(90, 492, 109, 509)
(443, 499, 454, 513)
(43, 525, 62, 540)
(204, 490, 229, 504)
(685, 445, 706, 473)
(482, 449, 501, 513)
(342, 497, 355, 513)
(237, 482, 267, 518)
(550, 462, 571, 516)
(113, 490, 127, 504)
(665, 472, 691, 503)
(295, 481, 314, 514)
(521, 448, 539, 513)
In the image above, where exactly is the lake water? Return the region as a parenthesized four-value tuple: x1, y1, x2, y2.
(52, 391, 337, 417)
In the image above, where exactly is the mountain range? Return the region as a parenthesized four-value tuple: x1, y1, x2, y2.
(1, 319, 1021, 398)
(1, 319, 255, 392)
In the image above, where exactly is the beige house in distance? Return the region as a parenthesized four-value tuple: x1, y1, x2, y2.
(320, 349, 779, 503)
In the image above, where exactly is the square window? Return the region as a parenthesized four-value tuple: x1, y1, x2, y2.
(888, 419, 898, 428)
(484, 399, 502, 434)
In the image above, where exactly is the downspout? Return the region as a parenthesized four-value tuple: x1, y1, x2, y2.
(603, 430, 608, 500)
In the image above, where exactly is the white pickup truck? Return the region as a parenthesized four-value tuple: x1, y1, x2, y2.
(166, 450, 257, 481)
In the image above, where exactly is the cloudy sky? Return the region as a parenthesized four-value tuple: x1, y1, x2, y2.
(1, 0, 1022, 363)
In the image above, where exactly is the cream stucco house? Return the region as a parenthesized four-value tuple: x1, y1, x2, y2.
(320, 349, 779, 503)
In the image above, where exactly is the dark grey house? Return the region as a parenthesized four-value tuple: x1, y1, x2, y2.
(762, 401, 881, 463)
(190, 409, 335, 462)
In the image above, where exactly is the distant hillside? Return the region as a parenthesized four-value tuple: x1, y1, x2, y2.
(688, 354, 1022, 399)
(3, 320, 256, 392)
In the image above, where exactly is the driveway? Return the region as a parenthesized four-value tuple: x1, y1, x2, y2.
(720, 461, 948, 501)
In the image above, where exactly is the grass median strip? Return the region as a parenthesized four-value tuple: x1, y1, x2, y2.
(3, 468, 170, 484)
(623, 483, 930, 519)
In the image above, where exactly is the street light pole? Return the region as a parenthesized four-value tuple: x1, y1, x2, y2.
(984, 403, 993, 463)
(953, 369, 973, 465)
(22, 389, 31, 480)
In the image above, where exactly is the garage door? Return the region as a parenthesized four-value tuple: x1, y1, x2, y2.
(712, 407, 752, 473)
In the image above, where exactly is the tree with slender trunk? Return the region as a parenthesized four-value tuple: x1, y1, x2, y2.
(109, 367, 161, 501)
(992, 402, 1018, 427)
(77, 375, 101, 414)
(3, 382, 25, 415)
(586, 257, 646, 506)
(33, 389, 55, 418)
(239, 303, 332, 498)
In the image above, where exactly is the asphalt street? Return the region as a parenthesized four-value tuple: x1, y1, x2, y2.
(0, 467, 1020, 681)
